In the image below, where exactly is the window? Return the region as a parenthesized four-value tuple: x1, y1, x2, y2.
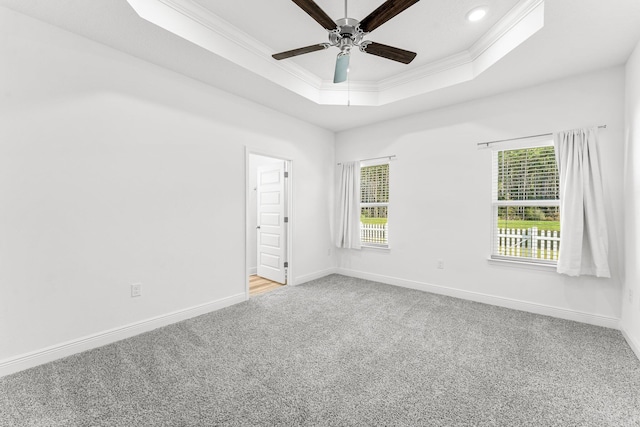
(492, 141, 560, 263)
(360, 161, 389, 247)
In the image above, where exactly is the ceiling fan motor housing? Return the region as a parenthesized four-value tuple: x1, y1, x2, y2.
(330, 17, 365, 50)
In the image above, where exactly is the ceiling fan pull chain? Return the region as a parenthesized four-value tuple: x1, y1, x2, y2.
(347, 72, 351, 107)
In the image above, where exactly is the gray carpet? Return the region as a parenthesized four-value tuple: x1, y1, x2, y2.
(1, 275, 639, 426)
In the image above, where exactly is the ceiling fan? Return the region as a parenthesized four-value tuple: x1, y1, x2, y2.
(272, 0, 420, 83)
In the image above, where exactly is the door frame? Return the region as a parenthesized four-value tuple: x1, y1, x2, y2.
(245, 147, 294, 299)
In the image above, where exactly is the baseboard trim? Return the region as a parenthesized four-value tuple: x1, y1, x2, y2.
(621, 326, 640, 362)
(336, 268, 620, 329)
(248, 267, 257, 276)
(0, 293, 246, 378)
(295, 268, 337, 286)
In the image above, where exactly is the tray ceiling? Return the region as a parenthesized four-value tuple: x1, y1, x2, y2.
(2, 0, 640, 131)
(127, 0, 545, 106)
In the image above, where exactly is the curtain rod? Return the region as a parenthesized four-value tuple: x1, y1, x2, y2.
(477, 125, 607, 147)
(337, 155, 396, 166)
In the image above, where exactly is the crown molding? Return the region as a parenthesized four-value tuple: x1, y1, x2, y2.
(128, 0, 324, 93)
(163, 0, 325, 89)
(126, 0, 545, 107)
(376, 0, 544, 102)
(470, 0, 545, 61)
(378, 51, 473, 91)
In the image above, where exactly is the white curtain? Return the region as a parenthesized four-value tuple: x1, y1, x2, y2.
(554, 127, 610, 277)
(336, 161, 361, 249)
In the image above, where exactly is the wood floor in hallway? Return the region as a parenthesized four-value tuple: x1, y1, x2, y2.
(249, 275, 284, 296)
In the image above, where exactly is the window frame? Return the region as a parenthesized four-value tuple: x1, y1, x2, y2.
(360, 159, 390, 249)
(490, 138, 560, 265)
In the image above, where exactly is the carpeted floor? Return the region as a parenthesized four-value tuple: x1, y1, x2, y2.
(1, 274, 639, 426)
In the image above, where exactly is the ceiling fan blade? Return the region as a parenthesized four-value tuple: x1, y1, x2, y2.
(333, 53, 350, 83)
(272, 44, 329, 60)
(359, 0, 420, 33)
(291, 0, 337, 31)
(361, 42, 417, 64)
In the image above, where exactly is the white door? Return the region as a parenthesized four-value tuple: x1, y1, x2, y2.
(257, 162, 287, 284)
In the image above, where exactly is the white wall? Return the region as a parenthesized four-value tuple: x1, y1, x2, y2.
(248, 154, 284, 275)
(622, 40, 640, 358)
(0, 8, 335, 368)
(336, 67, 626, 327)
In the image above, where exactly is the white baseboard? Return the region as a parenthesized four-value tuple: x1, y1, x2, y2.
(621, 326, 640, 362)
(294, 268, 337, 286)
(336, 268, 620, 329)
(248, 267, 257, 276)
(0, 293, 246, 378)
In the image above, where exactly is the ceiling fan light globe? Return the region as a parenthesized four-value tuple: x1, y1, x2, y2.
(334, 53, 350, 83)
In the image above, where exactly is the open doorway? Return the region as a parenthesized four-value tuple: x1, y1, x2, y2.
(246, 152, 292, 297)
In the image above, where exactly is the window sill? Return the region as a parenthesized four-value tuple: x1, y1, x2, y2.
(487, 257, 557, 272)
(361, 244, 390, 251)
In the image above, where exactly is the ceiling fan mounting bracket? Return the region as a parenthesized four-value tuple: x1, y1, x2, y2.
(358, 40, 372, 53)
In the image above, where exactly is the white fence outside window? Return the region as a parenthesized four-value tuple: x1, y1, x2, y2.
(360, 224, 559, 259)
(361, 223, 388, 245)
(496, 227, 559, 260)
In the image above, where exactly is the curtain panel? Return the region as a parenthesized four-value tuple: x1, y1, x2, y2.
(554, 127, 610, 277)
(336, 161, 361, 249)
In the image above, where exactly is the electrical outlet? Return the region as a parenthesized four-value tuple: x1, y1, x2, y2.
(131, 283, 142, 298)
(437, 259, 444, 269)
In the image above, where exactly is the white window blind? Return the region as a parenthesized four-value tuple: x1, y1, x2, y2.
(491, 141, 560, 263)
(360, 161, 389, 247)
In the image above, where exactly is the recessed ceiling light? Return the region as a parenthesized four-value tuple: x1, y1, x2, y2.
(467, 7, 488, 22)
